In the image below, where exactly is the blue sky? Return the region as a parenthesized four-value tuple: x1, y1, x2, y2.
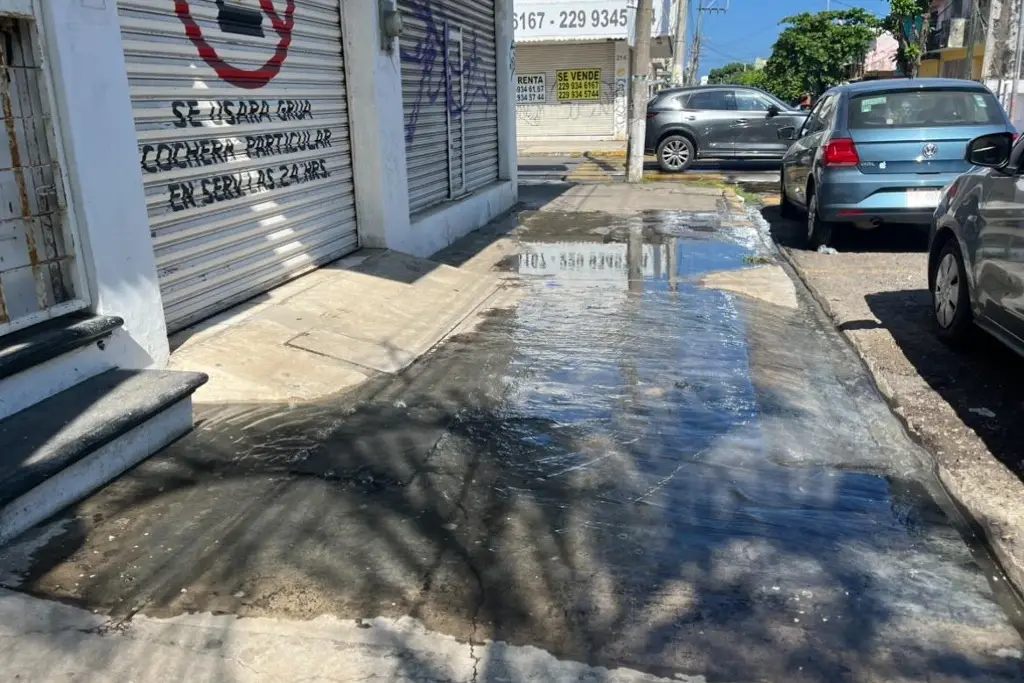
(693, 0, 891, 77)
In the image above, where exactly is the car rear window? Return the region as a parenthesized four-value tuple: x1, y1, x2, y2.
(849, 89, 1005, 128)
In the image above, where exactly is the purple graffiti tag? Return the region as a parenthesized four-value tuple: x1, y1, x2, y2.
(399, 0, 495, 144)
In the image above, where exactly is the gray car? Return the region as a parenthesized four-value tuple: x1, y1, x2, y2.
(930, 131, 1024, 354)
(644, 86, 807, 173)
(780, 79, 1013, 249)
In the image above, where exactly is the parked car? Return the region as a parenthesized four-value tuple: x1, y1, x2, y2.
(644, 86, 808, 173)
(929, 131, 1024, 354)
(778, 78, 1015, 248)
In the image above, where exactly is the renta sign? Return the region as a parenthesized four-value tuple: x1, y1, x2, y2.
(513, 0, 674, 42)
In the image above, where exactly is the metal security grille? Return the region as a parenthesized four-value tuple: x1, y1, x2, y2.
(516, 42, 618, 138)
(399, 0, 499, 215)
(119, 0, 358, 333)
(0, 17, 83, 337)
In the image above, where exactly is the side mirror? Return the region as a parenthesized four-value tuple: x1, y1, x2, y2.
(965, 132, 1014, 169)
(777, 126, 797, 141)
(767, 104, 781, 118)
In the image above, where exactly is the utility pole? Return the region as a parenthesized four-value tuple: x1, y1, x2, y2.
(626, 0, 654, 183)
(671, 0, 690, 85)
(685, 1, 726, 86)
(687, 6, 704, 84)
(1011, 0, 1024, 121)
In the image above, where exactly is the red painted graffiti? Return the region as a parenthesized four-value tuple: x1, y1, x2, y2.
(174, 0, 296, 90)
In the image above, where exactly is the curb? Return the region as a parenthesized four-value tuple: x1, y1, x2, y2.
(517, 150, 628, 158)
(643, 172, 730, 184)
(774, 242, 1024, 603)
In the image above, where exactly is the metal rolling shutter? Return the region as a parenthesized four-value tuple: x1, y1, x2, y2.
(516, 42, 617, 138)
(118, 0, 358, 333)
(399, 0, 499, 215)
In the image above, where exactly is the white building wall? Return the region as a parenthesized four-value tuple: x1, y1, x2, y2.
(41, 0, 169, 369)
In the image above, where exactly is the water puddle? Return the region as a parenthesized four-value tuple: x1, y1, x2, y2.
(5, 211, 1023, 681)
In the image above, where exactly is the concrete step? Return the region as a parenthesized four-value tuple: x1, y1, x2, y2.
(0, 313, 125, 420)
(0, 368, 208, 545)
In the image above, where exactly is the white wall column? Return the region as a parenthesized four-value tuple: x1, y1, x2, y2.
(339, 0, 412, 251)
(614, 40, 630, 140)
(41, 0, 168, 368)
(495, 0, 517, 183)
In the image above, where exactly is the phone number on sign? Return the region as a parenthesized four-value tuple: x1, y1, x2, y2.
(514, 8, 629, 31)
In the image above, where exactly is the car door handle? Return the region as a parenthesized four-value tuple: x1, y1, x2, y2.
(732, 119, 751, 124)
(685, 115, 697, 121)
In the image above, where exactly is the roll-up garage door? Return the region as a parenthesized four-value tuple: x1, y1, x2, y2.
(516, 42, 617, 138)
(399, 0, 500, 215)
(118, 0, 358, 333)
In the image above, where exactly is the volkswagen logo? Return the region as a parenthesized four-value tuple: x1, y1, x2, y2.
(922, 143, 938, 158)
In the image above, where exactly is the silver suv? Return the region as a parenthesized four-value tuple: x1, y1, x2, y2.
(644, 86, 808, 173)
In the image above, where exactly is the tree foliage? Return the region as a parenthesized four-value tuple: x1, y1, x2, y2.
(882, 0, 931, 77)
(707, 62, 768, 89)
(760, 10, 880, 102)
(707, 62, 751, 84)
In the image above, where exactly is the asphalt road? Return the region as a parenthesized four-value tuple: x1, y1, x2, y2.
(518, 156, 782, 185)
(2, 190, 1024, 681)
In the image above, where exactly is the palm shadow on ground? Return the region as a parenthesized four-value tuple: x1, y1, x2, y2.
(2, 205, 1021, 683)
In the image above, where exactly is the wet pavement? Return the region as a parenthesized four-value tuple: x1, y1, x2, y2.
(3, 198, 1024, 682)
(517, 157, 781, 184)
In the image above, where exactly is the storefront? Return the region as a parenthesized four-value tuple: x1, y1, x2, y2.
(0, 0, 515, 467)
(513, 0, 674, 143)
(515, 40, 625, 139)
(117, 0, 361, 332)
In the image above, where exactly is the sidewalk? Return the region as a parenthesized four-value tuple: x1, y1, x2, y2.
(0, 181, 753, 683)
(168, 246, 512, 405)
(169, 182, 739, 406)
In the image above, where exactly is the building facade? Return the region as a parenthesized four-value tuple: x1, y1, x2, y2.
(919, 0, 986, 80)
(513, 0, 674, 142)
(0, 0, 515, 542)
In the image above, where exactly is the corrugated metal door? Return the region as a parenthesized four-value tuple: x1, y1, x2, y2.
(516, 42, 618, 138)
(399, 0, 499, 215)
(118, 0, 358, 332)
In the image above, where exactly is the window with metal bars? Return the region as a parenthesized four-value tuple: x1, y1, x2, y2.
(0, 15, 84, 337)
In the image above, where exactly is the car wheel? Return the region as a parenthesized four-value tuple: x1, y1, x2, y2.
(806, 190, 834, 249)
(657, 135, 694, 173)
(779, 174, 799, 220)
(932, 240, 974, 344)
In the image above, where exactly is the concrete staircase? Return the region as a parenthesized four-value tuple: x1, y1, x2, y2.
(0, 313, 206, 545)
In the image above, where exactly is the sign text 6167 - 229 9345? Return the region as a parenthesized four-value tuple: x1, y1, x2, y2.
(556, 69, 600, 102)
(513, 0, 667, 41)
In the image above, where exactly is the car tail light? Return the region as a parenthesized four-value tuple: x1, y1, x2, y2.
(646, 111, 657, 120)
(824, 138, 860, 167)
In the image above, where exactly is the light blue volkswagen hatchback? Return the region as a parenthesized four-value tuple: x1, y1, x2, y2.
(777, 79, 1014, 248)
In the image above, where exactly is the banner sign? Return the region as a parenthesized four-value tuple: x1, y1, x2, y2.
(514, 0, 673, 42)
(516, 73, 547, 104)
(556, 69, 601, 101)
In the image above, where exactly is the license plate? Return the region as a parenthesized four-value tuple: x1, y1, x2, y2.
(906, 189, 941, 208)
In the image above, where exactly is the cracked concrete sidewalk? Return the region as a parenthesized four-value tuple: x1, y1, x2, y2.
(168, 248, 508, 405)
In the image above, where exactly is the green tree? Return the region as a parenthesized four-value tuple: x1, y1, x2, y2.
(762, 9, 881, 102)
(735, 68, 767, 90)
(707, 62, 754, 85)
(883, 0, 931, 77)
